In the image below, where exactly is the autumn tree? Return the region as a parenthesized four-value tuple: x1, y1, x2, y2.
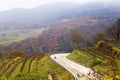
(104, 49, 120, 80)
(106, 19, 120, 41)
(96, 41, 120, 79)
(69, 28, 86, 48)
(95, 32, 106, 42)
(86, 39, 93, 47)
(0, 51, 3, 58)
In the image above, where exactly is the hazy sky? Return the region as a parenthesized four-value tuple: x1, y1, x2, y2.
(0, 0, 115, 11)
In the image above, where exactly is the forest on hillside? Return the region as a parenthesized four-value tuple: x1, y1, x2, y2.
(0, 13, 119, 54)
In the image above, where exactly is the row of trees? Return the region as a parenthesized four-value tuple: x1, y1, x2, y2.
(70, 19, 120, 49)
(69, 28, 86, 48)
(107, 19, 120, 41)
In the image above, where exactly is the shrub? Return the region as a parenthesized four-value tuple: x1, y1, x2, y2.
(115, 75, 120, 80)
(104, 75, 113, 80)
(96, 40, 106, 49)
(96, 40, 114, 52)
(112, 48, 120, 56)
(106, 43, 114, 51)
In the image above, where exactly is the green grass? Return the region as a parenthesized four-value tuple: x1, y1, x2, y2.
(116, 60, 120, 71)
(67, 49, 120, 75)
(30, 58, 37, 73)
(8, 63, 22, 79)
(114, 44, 120, 48)
(22, 58, 32, 74)
(0, 28, 47, 45)
(67, 49, 107, 74)
(67, 49, 101, 67)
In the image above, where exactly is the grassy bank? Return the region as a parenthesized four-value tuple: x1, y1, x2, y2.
(67, 49, 108, 73)
(67, 49, 120, 77)
(67, 49, 101, 67)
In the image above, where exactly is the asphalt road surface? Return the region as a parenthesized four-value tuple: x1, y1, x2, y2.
(50, 53, 94, 80)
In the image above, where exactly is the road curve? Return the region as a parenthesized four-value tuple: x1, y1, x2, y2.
(50, 53, 93, 80)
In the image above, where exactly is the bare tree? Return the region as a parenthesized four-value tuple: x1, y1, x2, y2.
(106, 19, 120, 40)
(95, 32, 106, 42)
(69, 28, 86, 48)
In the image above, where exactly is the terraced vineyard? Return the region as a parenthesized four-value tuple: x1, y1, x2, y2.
(82, 47, 110, 59)
(0, 54, 73, 80)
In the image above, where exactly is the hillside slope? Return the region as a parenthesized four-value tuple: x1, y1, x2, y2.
(0, 54, 73, 80)
(0, 13, 120, 54)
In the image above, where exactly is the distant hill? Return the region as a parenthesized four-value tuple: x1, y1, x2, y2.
(0, 2, 120, 29)
(0, 2, 79, 29)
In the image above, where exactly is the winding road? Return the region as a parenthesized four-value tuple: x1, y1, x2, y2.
(50, 53, 94, 80)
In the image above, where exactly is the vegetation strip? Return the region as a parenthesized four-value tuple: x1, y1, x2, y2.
(20, 56, 31, 73)
(28, 56, 35, 73)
